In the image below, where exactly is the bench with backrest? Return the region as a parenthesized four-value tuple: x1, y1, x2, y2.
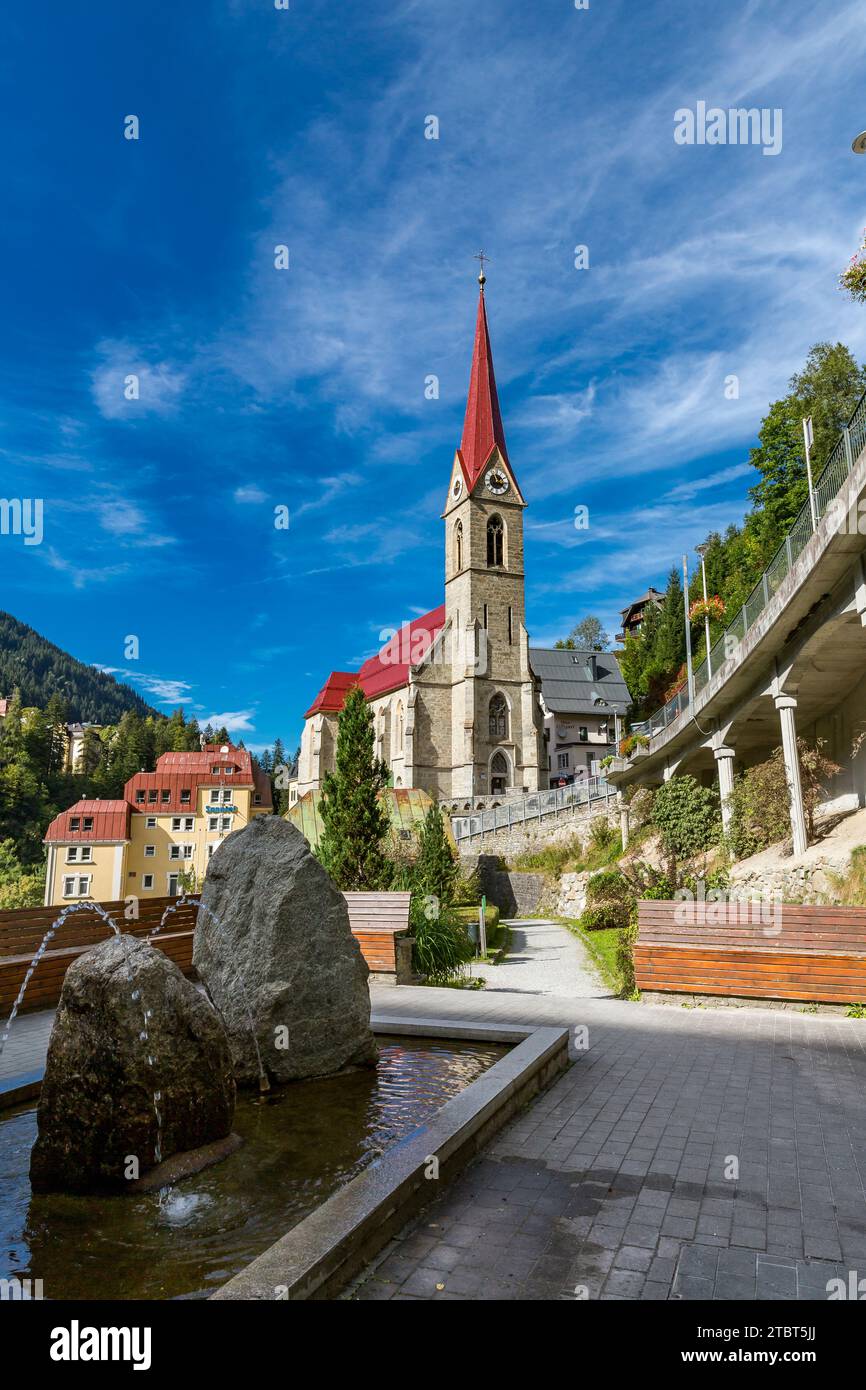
(0, 899, 197, 1016)
(0, 890, 416, 1015)
(342, 891, 413, 981)
(635, 899, 866, 1003)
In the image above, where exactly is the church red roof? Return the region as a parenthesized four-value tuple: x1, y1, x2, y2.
(304, 606, 446, 718)
(457, 285, 510, 491)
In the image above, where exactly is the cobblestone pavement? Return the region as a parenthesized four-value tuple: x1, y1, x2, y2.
(356, 983, 866, 1302)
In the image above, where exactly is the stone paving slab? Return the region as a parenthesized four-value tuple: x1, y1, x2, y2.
(354, 975, 866, 1301)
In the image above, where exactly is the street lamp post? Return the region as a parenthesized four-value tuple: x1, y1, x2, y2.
(696, 542, 713, 680)
(594, 697, 627, 759)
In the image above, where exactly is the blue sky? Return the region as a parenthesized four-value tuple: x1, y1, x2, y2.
(3, 0, 866, 753)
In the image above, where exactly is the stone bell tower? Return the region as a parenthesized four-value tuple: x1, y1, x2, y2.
(442, 266, 544, 799)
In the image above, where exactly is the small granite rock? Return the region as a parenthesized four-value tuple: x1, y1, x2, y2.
(30, 934, 235, 1194)
(194, 816, 377, 1085)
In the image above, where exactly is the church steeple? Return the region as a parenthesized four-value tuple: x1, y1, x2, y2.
(457, 277, 511, 492)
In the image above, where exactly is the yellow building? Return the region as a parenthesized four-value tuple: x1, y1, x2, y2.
(43, 743, 273, 906)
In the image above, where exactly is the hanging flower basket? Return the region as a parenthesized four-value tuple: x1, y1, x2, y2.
(689, 595, 725, 624)
(840, 230, 866, 304)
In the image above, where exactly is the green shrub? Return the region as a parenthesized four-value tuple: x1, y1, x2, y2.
(580, 901, 629, 932)
(727, 738, 841, 859)
(589, 817, 616, 850)
(585, 869, 631, 906)
(410, 898, 474, 984)
(453, 904, 500, 933)
(616, 917, 639, 996)
(651, 775, 722, 858)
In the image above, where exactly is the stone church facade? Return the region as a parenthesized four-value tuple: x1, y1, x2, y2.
(297, 278, 546, 802)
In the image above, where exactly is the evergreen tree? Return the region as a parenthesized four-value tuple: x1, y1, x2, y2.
(317, 686, 391, 889)
(412, 803, 458, 906)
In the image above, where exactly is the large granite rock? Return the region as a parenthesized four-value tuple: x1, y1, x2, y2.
(194, 816, 377, 1085)
(30, 935, 235, 1194)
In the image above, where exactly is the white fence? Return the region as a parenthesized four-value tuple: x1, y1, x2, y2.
(451, 776, 614, 842)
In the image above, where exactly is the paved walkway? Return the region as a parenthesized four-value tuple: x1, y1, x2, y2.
(356, 939, 866, 1301)
(471, 919, 609, 999)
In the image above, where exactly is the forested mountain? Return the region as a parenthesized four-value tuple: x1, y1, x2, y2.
(0, 611, 154, 723)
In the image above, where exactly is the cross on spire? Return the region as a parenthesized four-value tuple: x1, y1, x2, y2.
(474, 249, 491, 287)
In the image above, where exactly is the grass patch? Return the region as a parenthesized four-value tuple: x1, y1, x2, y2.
(511, 833, 621, 876)
(826, 845, 866, 906)
(562, 917, 625, 995)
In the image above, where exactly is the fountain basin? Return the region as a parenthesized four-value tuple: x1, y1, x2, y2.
(214, 1019, 569, 1301)
(0, 1028, 512, 1300)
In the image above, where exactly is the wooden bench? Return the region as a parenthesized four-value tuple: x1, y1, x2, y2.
(635, 900, 866, 1004)
(0, 899, 197, 1016)
(0, 889, 417, 1015)
(342, 891, 413, 983)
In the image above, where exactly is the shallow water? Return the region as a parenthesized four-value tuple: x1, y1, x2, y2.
(0, 1036, 505, 1300)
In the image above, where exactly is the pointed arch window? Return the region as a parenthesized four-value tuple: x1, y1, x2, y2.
(489, 692, 508, 739)
(491, 750, 509, 793)
(454, 519, 463, 573)
(486, 514, 504, 567)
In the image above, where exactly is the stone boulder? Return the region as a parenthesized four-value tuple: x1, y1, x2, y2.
(30, 935, 235, 1194)
(194, 816, 377, 1085)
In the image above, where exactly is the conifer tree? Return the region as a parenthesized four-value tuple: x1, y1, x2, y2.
(413, 803, 458, 906)
(317, 685, 391, 889)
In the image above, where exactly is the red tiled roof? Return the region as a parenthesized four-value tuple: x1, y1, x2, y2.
(304, 606, 446, 718)
(358, 605, 445, 700)
(124, 744, 258, 813)
(304, 671, 362, 719)
(45, 800, 133, 844)
(457, 286, 510, 492)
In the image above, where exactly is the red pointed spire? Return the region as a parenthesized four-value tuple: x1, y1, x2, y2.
(458, 282, 510, 490)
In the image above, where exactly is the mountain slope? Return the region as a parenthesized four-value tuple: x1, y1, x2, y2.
(0, 610, 157, 724)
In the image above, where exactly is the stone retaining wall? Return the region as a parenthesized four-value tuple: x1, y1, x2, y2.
(456, 804, 619, 863)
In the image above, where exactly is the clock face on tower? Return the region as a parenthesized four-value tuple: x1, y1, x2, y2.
(451, 476, 463, 500)
(486, 467, 509, 496)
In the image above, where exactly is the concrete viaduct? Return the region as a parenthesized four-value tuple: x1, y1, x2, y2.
(608, 391, 866, 858)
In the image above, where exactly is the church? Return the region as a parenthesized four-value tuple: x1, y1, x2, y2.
(296, 272, 548, 802)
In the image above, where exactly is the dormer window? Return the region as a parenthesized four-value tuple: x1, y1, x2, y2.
(70, 817, 80, 831)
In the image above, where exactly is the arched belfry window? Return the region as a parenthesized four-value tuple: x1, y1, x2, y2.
(454, 520, 463, 573)
(489, 692, 508, 739)
(487, 514, 504, 567)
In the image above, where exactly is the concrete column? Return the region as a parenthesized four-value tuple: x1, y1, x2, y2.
(713, 746, 736, 834)
(774, 695, 808, 857)
(619, 799, 630, 850)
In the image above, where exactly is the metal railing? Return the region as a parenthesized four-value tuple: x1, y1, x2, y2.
(451, 775, 613, 841)
(634, 387, 866, 745)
